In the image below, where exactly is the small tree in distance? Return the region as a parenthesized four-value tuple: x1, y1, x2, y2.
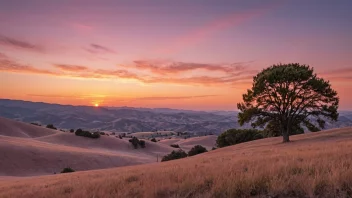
(237, 63, 339, 142)
(46, 124, 57, 130)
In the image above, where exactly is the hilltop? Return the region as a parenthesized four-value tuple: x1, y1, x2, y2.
(0, 122, 351, 197)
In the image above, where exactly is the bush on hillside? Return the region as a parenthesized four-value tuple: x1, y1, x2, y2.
(170, 144, 180, 148)
(61, 167, 75, 173)
(188, 145, 208, 156)
(46, 124, 57, 130)
(216, 129, 264, 148)
(30, 122, 41, 126)
(75, 129, 101, 139)
(69, 129, 74, 133)
(139, 140, 146, 148)
(150, 138, 157, 142)
(129, 137, 146, 149)
(161, 150, 187, 162)
(129, 137, 139, 149)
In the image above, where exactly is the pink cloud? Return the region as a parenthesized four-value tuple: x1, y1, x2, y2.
(156, 3, 282, 55)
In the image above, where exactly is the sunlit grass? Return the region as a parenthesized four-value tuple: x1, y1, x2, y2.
(0, 128, 351, 198)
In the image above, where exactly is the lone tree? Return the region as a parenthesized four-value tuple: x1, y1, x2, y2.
(237, 63, 339, 142)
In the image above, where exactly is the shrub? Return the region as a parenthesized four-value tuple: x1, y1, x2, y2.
(216, 129, 264, 148)
(100, 132, 105, 135)
(151, 138, 157, 142)
(129, 137, 146, 149)
(69, 129, 74, 133)
(61, 167, 75, 173)
(170, 144, 180, 148)
(212, 147, 217, 150)
(129, 137, 139, 149)
(188, 145, 208, 156)
(91, 132, 101, 138)
(30, 122, 41, 126)
(118, 135, 123, 139)
(75, 129, 100, 139)
(161, 150, 187, 162)
(46, 124, 57, 130)
(139, 140, 146, 148)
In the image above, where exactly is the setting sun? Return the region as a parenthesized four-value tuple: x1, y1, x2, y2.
(95, 103, 99, 107)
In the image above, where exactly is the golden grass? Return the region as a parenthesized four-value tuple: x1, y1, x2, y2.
(0, 128, 351, 198)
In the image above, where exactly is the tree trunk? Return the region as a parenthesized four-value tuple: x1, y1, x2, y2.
(281, 121, 290, 143)
(282, 131, 290, 142)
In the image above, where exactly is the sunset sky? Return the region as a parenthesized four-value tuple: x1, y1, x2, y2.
(0, 0, 351, 110)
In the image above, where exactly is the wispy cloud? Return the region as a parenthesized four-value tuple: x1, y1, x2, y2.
(85, 44, 116, 54)
(132, 60, 253, 75)
(320, 67, 352, 81)
(321, 67, 352, 75)
(135, 95, 219, 101)
(54, 64, 88, 72)
(0, 52, 8, 59)
(1, 54, 255, 86)
(0, 54, 56, 75)
(0, 35, 44, 53)
(27, 94, 74, 98)
(26, 94, 219, 101)
(157, 3, 282, 54)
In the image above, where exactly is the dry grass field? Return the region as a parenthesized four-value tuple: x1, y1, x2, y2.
(159, 135, 217, 150)
(0, 124, 351, 198)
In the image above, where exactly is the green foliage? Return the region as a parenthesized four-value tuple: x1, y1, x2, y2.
(188, 145, 208, 156)
(61, 167, 75, 173)
(262, 120, 304, 138)
(216, 129, 264, 148)
(46, 124, 57, 130)
(161, 149, 187, 162)
(237, 63, 339, 142)
(170, 144, 180, 148)
(75, 129, 100, 139)
(150, 138, 157, 142)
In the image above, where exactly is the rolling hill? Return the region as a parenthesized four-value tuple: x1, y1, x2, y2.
(0, 117, 175, 176)
(0, 122, 351, 197)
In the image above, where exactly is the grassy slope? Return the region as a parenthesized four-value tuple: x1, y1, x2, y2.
(0, 127, 351, 198)
(158, 135, 217, 150)
(0, 117, 174, 176)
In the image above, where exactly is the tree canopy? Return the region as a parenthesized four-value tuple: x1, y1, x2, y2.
(237, 63, 339, 142)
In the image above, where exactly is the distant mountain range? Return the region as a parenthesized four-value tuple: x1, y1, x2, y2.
(0, 99, 351, 134)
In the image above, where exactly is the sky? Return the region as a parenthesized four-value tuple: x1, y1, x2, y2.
(0, 0, 351, 110)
